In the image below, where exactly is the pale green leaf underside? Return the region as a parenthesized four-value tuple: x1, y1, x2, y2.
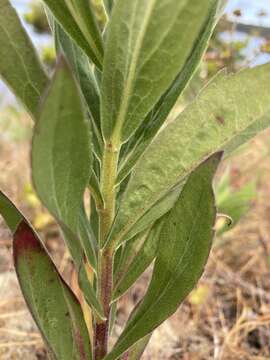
(0, 0, 48, 117)
(107, 63, 270, 248)
(105, 154, 220, 360)
(14, 221, 92, 360)
(101, 0, 215, 144)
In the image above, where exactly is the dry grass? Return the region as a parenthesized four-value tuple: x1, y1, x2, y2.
(1, 111, 270, 359)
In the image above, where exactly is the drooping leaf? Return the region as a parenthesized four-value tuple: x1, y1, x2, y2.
(105, 153, 221, 360)
(101, 0, 215, 145)
(106, 63, 270, 248)
(113, 221, 163, 301)
(117, 0, 222, 184)
(42, 0, 103, 68)
(14, 220, 92, 360)
(32, 58, 103, 318)
(0, 192, 92, 359)
(0, 0, 48, 117)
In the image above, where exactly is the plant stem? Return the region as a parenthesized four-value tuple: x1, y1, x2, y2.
(95, 143, 119, 359)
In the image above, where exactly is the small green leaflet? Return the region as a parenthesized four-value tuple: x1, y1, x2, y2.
(105, 153, 221, 360)
(42, 0, 103, 69)
(0, 0, 48, 117)
(106, 63, 270, 249)
(101, 0, 215, 145)
(14, 221, 92, 360)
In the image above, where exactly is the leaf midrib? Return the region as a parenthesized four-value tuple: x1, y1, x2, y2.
(111, 0, 156, 144)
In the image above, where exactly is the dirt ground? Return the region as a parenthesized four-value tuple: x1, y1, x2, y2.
(1, 112, 270, 359)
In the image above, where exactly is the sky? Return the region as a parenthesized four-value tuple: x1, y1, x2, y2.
(1, 0, 270, 107)
(226, 0, 270, 26)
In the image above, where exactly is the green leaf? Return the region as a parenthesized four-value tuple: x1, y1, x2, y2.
(0, 0, 48, 117)
(53, 21, 103, 159)
(124, 182, 185, 246)
(105, 153, 221, 360)
(106, 63, 270, 248)
(123, 334, 151, 360)
(117, 0, 221, 184)
(89, 171, 104, 210)
(42, 0, 103, 69)
(0, 191, 23, 232)
(32, 58, 104, 318)
(113, 221, 163, 301)
(14, 220, 92, 360)
(32, 57, 91, 236)
(65, 0, 104, 64)
(0, 192, 92, 359)
(78, 265, 106, 321)
(54, 22, 101, 129)
(101, 0, 215, 145)
(61, 207, 98, 271)
(224, 111, 270, 155)
(79, 207, 98, 267)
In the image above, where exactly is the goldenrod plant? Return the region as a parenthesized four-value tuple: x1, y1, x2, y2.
(0, 0, 270, 359)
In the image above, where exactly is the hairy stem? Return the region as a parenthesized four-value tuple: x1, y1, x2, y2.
(94, 144, 119, 359)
